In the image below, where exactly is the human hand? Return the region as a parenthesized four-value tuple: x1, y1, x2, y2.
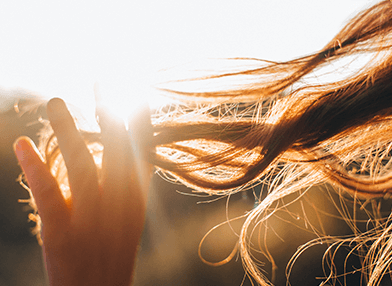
(14, 98, 153, 286)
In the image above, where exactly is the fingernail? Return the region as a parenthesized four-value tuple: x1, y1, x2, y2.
(47, 98, 68, 120)
(13, 136, 34, 153)
(13, 136, 43, 163)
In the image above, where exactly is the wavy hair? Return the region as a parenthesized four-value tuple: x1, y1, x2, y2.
(36, 1, 392, 285)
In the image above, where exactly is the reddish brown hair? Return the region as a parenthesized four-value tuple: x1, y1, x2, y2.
(40, 1, 392, 285)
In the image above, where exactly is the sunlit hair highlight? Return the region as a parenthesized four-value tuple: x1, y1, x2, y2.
(36, 1, 392, 285)
(150, 1, 392, 284)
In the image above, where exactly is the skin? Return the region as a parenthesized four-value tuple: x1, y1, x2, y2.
(13, 98, 153, 286)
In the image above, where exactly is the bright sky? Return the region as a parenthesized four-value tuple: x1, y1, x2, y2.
(0, 0, 376, 119)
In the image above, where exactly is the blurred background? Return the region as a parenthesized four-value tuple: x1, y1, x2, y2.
(0, 0, 385, 285)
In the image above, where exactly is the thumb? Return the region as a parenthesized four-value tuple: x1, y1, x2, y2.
(13, 136, 70, 228)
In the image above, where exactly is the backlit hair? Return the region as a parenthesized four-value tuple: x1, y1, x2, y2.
(37, 1, 392, 285)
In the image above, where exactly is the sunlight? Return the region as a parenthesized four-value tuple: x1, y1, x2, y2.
(93, 79, 174, 125)
(94, 81, 149, 123)
(0, 0, 374, 125)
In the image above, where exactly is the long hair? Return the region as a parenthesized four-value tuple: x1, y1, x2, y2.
(38, 1, 392, 285)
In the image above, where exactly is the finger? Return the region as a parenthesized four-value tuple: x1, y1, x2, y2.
(97, 104, 132, 202)
(46, 98, 99, 211)
(13, 137, 70, 227)
(98, 105, 150, 276)
(128, 103, 154, 162)
(128, 103, 154, 202)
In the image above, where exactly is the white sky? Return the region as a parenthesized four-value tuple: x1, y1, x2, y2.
(0, 0, 376, 119)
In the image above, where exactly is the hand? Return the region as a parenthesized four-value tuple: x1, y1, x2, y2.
(14, 98, 153, 286)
